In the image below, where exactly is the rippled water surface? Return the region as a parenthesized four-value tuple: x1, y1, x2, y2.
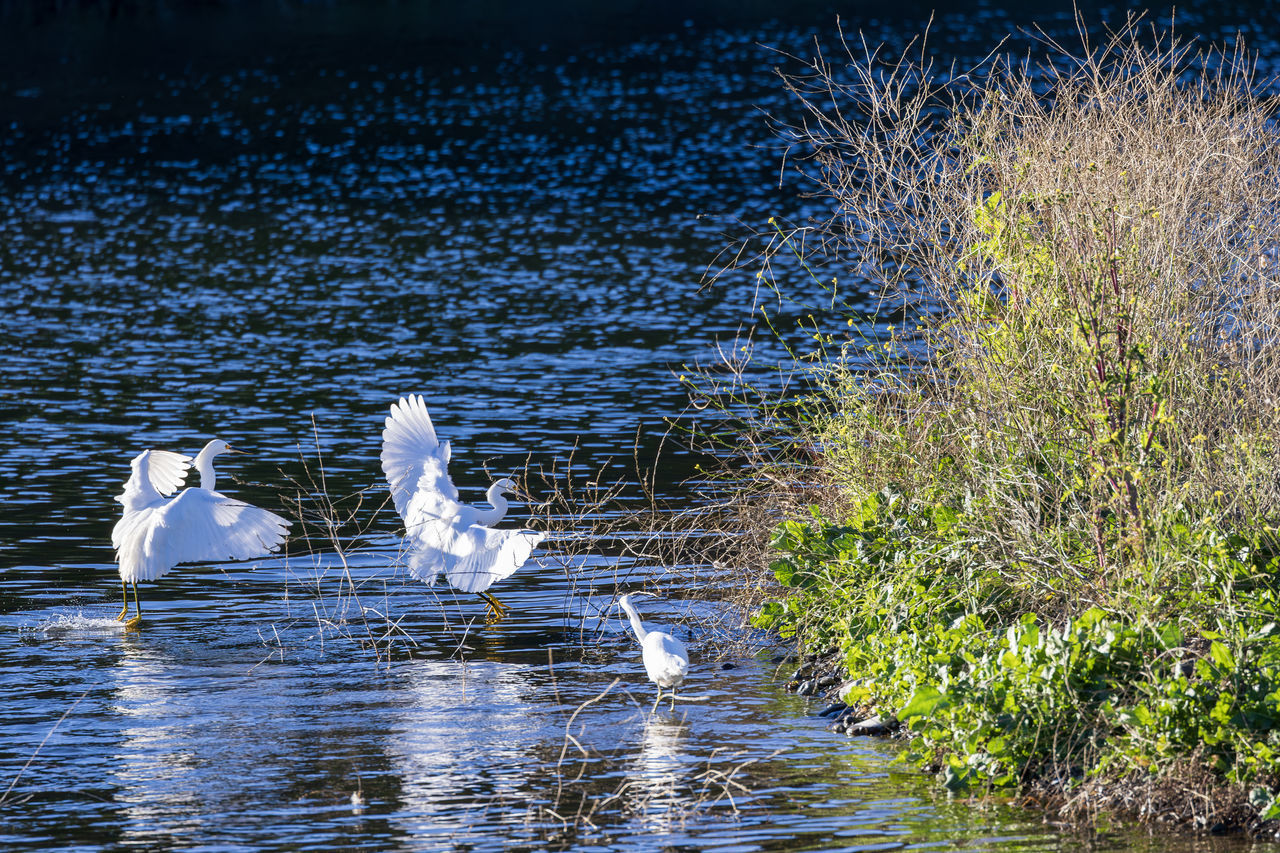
(4, 3, 1280, 850)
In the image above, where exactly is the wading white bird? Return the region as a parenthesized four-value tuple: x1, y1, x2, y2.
(619, 593, 689, 712)
(380, 394, 544, 623)
(111, 439, 291, 628)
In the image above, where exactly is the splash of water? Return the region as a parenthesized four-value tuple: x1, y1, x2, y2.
(36, 611, 125, 637)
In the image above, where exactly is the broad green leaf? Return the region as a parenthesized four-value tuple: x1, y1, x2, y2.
(769, 558, 796, 587)
(1156, 622, 1182, 651)
(899, 686, 951, 720)
(1209, 641, 1235, 671)
(932, 506, 960, 535)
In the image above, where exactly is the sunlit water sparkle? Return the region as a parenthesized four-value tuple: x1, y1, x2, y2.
(2, 3, 1279, 851)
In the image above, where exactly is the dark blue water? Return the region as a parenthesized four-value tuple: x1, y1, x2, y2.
(2, 3, 1278, 850)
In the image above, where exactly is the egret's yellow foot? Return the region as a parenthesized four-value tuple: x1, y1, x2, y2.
(116, 579, 130, 621)
(652, 692, 662, 714)
(122, 582, 143, 630)
(479, 592, 508, 624)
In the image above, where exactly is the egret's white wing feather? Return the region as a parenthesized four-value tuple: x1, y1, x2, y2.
(381, 395, 461, 528)
(114, 449, 192, 516)
(145, 450, 193, 498)
(112, 506, 155, 574)
(115, 488, 290, 583)
(406, 519, 544, 594)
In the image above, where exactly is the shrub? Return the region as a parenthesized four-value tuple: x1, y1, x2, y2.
(763, 17, 1280, 617)
(740, 15, 1280, 830)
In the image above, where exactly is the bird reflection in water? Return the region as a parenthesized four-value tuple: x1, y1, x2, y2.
(385, 658, 537, 837)
(106, 638, 211, 848)
(621, 714, 691, 830)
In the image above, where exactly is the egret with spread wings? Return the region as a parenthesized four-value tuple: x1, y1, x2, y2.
(111, 439, 291, 629)
(380, 395, 544, 622)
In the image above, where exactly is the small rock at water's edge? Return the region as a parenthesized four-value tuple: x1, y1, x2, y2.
(847, 714, 897, 736)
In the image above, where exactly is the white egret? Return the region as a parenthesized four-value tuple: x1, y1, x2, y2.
(380, 394, 544, 623)
(619, 593, 689, 712)
(111, 439, 291, 628)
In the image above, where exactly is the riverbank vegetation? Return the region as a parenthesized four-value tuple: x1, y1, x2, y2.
(738, 18, 1280, 833)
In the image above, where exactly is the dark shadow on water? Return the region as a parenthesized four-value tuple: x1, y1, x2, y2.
(0, 0, 1191, 81)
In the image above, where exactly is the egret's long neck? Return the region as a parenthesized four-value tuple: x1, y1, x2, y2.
(194, 445, 219, 490)
(474, 481, 509, 526)
(619, 597, 648, 642)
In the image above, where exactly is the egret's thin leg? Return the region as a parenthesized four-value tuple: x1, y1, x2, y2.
(652, 691, 662, 714)
(669, 691, 676, 712)
(478, 592, 508, 624)
(116, 578, 130, 622)
(124, 582, 143, 630)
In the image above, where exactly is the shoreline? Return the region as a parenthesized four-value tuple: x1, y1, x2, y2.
(773, 634, 1280, 840)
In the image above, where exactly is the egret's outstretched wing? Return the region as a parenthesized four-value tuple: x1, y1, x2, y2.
(406, 519, 545, 593)
(116, 488, 291, 582)
(381, 395, 462, 529)
(112, 507, 157, 574)
(114, 449, 193, 516)
(145, 450, 193, 497)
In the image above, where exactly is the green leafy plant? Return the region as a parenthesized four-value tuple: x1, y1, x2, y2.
(728, 14, 1280, 834)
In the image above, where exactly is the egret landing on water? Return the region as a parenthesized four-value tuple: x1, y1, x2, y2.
(111, 439, 291, 629)
(380, 394, 544, 623)
(619, 593, 689, 712)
